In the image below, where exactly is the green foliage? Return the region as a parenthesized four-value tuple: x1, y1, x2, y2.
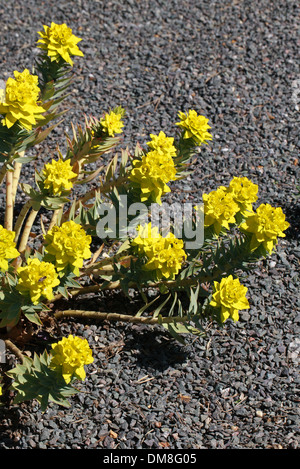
(6, 351, 78, 411)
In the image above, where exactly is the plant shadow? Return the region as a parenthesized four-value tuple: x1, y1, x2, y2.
(121, 324, 192, 373)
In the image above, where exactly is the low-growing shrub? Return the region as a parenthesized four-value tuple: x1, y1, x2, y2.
(0, 23, 290, 410)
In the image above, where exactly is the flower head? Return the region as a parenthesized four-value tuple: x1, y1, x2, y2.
(42, 157, 77, 195)
(146, 131, 177, 158)
(0, 225, 19, 272)
(203, 186, 240, 234)
(129, 150, 177, 204)
(228, 176, 258, 214)
(0, 69, 45, 130)
(44, 221, 92, 276)
(100, 109, 124, 137)
(210, 275, 250, 322)
(16, 258, 60, 305)
(37, 22, 84, 66)
(176, 110, 212, 146)
(240, 203, 290, 253)
(50, 335, 94, 384)
(131, 223, 186, 280)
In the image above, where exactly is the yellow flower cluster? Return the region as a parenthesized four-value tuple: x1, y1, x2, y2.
(16, 258, 60, 305)
(37, 22, 84, 66)
(129, 131, 177, 204)
(44, 221, 92, 276)
(227, 176, 258, 214)
(240, 203, 290, 254)
(146, 131, 177, 157)
(100, 110, 124, 137)
(0, 225, 19, 272)
(203, 176, 258, 234)
(210, 275, 250, 322)
(50, 335, 94, 384)
(203, 186, 239, 234)
(176, 109, 212, 146)
(0, 69, 45, 130)
(131, 223, 186, 280)
(42, 157, 77, 195)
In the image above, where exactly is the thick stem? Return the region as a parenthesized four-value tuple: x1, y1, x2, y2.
(51, 275, 203, 304)
(12, 161, 22, 205)
(18, 207, 39, 253)
(54, 309, 190, 325)
(47, 209, 59, 232)
(5, 339, 25, 363)
(4, 170, 14, 231)
(13, 199, 32, 242)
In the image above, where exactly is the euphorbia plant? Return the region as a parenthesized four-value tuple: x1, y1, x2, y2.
(0, 22, 290, 410)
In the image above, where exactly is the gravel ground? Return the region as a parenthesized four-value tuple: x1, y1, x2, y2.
(0, 0, 299, 451)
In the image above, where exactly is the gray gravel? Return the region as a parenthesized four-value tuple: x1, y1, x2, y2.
(0, 0, 299, 450)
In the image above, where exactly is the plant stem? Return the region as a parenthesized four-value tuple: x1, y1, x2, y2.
(5, 339, 25, 363)
(0, 163, 7, 187)
(47, 209, 59, 232)
(12, 161, 22, 205)
(61, 175, 128, 223)
(4, 170, 14, 231)
(18, 207, 40, 253)
(51, 274, 205, 303)
(54, 309, 190, 325)
(13, 199, 32, 242)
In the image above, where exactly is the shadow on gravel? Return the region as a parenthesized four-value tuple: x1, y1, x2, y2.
(282, 199, 300, 241)
(122, 326, 190, 372)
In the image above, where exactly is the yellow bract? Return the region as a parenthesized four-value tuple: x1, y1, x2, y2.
(228, 176, 258, 214)
(44, 220, 92, 276)
(176, 109, 212, 146)
(16, 258, 60, 305)
(42, 157, 77, 195)
(240, 203, 290, 253)
(129, 150, 177, 204)
(50, 335, 94, 384)
(0, 225, 19, 272)
(0, 69, 45, 130)
(210, 275, 250, 322)
(203, 186, 240, 234)
(131, 223, 187, 280)
(146, 131, 177, 157)
(100, 110, 124, 137)
(37, 22, 84, 66)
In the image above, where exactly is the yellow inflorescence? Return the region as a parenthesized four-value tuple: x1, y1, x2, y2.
(44, 220, 92, 276)
(37, 22, 84, 66)
(100, 110, 124, 137)
(203, 176, 262, 234)
(203, 186, 240, 234)
(227, 176, 258, 214)
(0, 69, 45, 130)
(240, 203, 290, 254)
(146, 131, 177, 157)
(42, 157, 77, 195)
(16, 258, 60, 305)
(131, 223, 187, 280)
(176, 109, 212, 146)
(129, 131, 177, 205)
(0, 225, 19, 272)
(50, 335, 94, 384)
(210, 275, 250, 323)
